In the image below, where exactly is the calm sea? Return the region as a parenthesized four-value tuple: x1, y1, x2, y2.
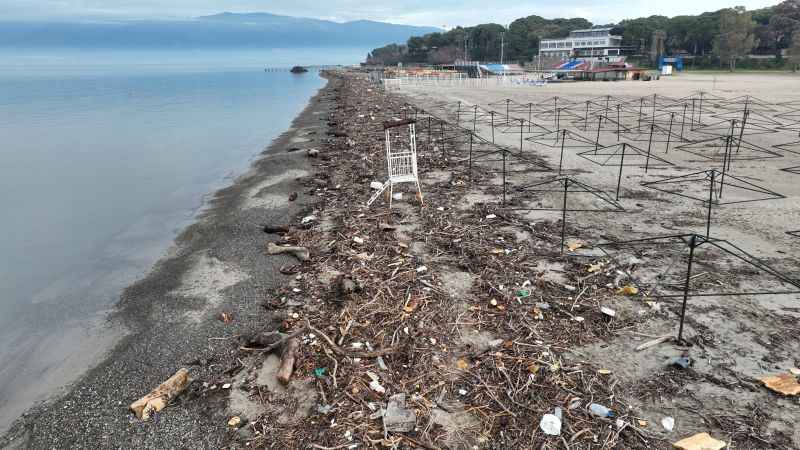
(0, 46, 364, 432)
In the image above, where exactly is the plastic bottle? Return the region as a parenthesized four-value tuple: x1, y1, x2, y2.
(589, 403, 614, 418)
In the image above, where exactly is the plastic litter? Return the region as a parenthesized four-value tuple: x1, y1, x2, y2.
(661, 416, 675, 431)
(589, 403, 614, 418)
(539, 411, 561, 436)
(383, 393, 416, 432)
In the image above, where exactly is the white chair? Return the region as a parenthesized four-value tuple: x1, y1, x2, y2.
(367, 119, 423, 207)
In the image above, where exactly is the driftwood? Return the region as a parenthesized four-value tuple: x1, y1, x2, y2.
(277, 337, 301, 384)
(266, 242, 310, 261)
(130, 368, 190, 420)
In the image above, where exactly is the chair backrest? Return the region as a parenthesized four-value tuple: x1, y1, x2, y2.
(385, 123, 417, 181)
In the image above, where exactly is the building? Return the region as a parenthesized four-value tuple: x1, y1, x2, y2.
(539, 28, 624, 59)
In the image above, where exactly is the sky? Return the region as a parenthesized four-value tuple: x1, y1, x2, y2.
(3, 0, 779, 26)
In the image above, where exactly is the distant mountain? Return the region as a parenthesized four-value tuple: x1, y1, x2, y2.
(0, 12, 440, 49)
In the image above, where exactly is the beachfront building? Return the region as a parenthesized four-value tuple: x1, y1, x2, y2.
(538, 28, 624, 59)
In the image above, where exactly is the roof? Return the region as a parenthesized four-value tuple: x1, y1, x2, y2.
(571, 27, 614, 33)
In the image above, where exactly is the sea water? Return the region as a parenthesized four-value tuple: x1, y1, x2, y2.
(0, 46, 363, 432)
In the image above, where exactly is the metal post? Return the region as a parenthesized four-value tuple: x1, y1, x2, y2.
(502, 150, 507, 204)
(456, 101, 461, 125)
(677, 234, 698, 343)
(735, 109, 748, 154)
(468, 132, 473, 179)
(616, 143, 626, 201)
(585, 101, 590, 131)
(506, 99, 510, 126)
(706, 170, 715, 238)
(665, 112, 674, 154)
(638, 97, 644, 131)
(491, 111, 495, 143)
(720, 135, 731, 199)
(698, 92, 704, 125)
(440, 122, 446, 158)
(645, 123, 654, 173)
(560, 179, 569, 255)
(681, 104, 687, 139)
(558, 129, 566, 176)
(427, 116, 432, 148)
(691, 99, 696, 129)
(519, 119, 524, 153)
(473, 106, 477, 133)
(528, 103, 532, 132)
(595, 116, 603, 154)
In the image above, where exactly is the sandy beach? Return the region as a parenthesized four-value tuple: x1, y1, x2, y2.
(3, 70, 799, 449)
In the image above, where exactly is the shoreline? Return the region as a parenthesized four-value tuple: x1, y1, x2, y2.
(1, 74, 333, 448)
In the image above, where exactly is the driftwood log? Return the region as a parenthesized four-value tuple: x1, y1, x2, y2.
(130, 368, 190, 420)
(266, 242, 310, 261)
(277, 337, 301, 384)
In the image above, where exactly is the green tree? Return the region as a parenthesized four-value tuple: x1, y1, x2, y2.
(713, 6, 759, 71)
(789, 30, 800, 70)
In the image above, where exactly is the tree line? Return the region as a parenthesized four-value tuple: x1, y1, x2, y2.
(367, 0, 800, 71)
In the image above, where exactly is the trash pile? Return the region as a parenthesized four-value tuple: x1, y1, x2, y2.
(125, 72, 798, 449)
(213, 72, 674, 449)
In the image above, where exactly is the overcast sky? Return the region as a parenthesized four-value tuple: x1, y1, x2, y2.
(4, 0, 778, 26)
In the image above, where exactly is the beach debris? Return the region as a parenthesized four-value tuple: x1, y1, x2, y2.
(597, 369, 612, 375)
(130, 368, 190, 420)
(352, 236, 364, 244)
(567, 241, 584, 252)
(485, 214, 497, 219)
(662, 416, 675, 431)
(306, 148, 319, 158)
(617, 285, 639, 295)
(672, 432, 726, 450)
(600, 306, 616, 318)
(367, 371, 386, 394)
(301, 215, 316, 225)
(759, 372, 800, 396)
(383, 393, 416, 432)
(589, 403, 613, 418)
(266, 242, 310, 261)
(228, 416, 242, 428)
(392, 192, 403, 200)
(263, 225, 290, 234)
(635, 335, 673, 351)
(539, 409, 562, 436)
(668, 354, 692, 370)
(219, 311, 233, 324)
(277, 337, 301, 384)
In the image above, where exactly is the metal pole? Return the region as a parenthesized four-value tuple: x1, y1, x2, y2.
(473, 105, 477, 133)
(677, 234, 698, 343)
(645, 123, 654, 173)
(595, 116, 603, 154)
(665, 112, 674, 154)
(681, 104, 687, 140)
(456, 101, 461, 125)
(440, 122, 446, 158)
(528, 103, 532, 132)
(506, 99, 510, 126)
(616, 143, 626, 201)
(491, 112, 495, 143)
(468, 133, 473, 179)
(585, 101, 589, 131)
(617, 104, 620, 141)
(558, 129, 566, 176)
(519, 119, 524, 153)
(638, 97, 644, 131)
(706, 171, 715, 238)
(502, 150, 507, 204)
(560, 179, 569, 255)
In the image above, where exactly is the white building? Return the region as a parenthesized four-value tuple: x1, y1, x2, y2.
(539, 28, 624, 59)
